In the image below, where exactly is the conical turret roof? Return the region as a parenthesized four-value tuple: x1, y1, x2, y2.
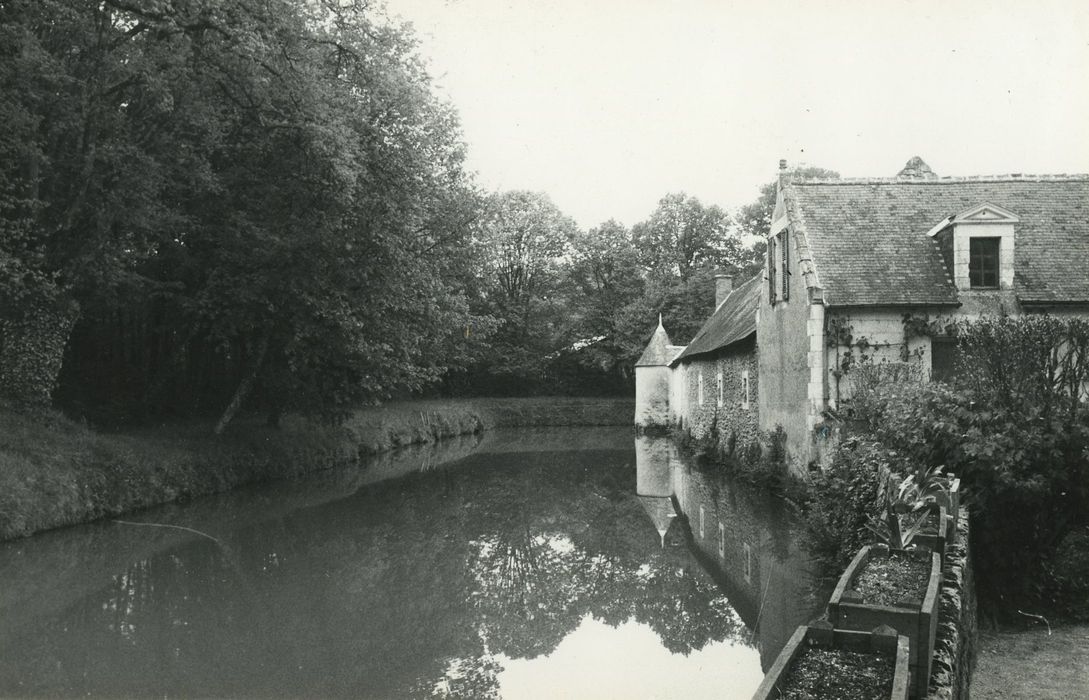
(636, 316, 674, 367)
(638, 495, 677, 547)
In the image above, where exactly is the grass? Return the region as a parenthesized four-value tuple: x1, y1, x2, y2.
(0, 397, 633, 542)
(973, 624, 1089, 699)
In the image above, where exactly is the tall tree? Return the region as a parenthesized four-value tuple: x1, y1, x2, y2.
(632, 193, 749, 282)
(450, 190, 578, 393)
(560, 220, 644, 382)
(2, 0, 483, 425)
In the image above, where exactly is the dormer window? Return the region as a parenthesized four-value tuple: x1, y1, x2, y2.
(969, 238, 1000, 288)
(927, 203, 1018, 291)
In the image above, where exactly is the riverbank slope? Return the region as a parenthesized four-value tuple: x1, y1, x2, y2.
(0, 397, 634, 542)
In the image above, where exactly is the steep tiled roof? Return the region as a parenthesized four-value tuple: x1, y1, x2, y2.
(671, 274, 760, 365)
(787, 175, 1089, 306)
(636, 317, 675, 366)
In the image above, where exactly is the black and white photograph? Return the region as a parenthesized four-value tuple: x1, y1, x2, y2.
(1, 0, 1087, 697)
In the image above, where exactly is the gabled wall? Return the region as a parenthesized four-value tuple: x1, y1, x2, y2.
(758, 184, 825, 472)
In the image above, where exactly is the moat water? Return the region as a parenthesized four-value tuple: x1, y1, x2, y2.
(0, 427, 824, 698)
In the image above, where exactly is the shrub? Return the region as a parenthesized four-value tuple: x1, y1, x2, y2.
(1046, 526, 1089, 620)
(805, 437, 898, 574)
(827, 316, 1089, 617)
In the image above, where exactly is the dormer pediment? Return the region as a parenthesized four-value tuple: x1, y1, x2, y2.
(926, 202, 1020, 237)
(955, 202, 1020, 225)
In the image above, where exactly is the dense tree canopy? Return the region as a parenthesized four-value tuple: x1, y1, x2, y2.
(2, 0, 485, 426)
(1, 0, 780, 418)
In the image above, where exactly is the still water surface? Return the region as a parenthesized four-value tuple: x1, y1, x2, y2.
(0, 427, 823, 698)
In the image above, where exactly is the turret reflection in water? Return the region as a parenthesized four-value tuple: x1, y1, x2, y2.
(635, 434, 676, 548)
(634, 435, 824, 671)
(0, 430, 783, 699)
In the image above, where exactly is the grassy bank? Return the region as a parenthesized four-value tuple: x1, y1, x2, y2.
(0, 397, 634, 542)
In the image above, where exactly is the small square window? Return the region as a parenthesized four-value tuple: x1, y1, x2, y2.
(969, 237, 1000, 289)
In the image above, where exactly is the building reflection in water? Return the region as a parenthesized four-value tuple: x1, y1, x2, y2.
(634, 435, 823, 671)
(635, 435, 676, 548)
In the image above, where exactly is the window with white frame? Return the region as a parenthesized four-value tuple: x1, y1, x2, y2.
(697, 372, 704, 406)
(716, 370, 723, 408)
(717, 521, 725, 559)
(741, 370, 750, 410)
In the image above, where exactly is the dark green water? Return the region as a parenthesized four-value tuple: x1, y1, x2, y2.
(0, 428, 822, 698)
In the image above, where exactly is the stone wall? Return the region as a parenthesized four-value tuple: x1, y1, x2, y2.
(825, 309, 933, 407)
(758, 223, 818, 470)
(926, 512, 977, 700)
(673, 339, 759, 457)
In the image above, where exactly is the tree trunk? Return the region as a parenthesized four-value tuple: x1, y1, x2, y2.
(213, 333, 270, 435)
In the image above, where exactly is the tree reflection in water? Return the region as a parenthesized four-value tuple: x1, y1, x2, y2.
(0, 436, 757, 699)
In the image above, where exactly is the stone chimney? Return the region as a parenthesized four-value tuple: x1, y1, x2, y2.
(714, 273, 734, 307)
(897, 156, 938, 179)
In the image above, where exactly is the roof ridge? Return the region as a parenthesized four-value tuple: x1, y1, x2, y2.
(794, 173, 1089, 185)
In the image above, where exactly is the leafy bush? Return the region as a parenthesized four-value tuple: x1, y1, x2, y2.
(1045, 527, 1089, 620)
(828, 315, 1089, 617)
(805, 437, 896, 573)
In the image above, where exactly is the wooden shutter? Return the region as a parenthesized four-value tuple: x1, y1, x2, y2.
(781, 229, 790, 301)
(768, 237, 776, 303)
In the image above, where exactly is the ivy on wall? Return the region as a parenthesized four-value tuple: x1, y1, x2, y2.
(901, 313, 956, 341)
(826, 315, 929, 403)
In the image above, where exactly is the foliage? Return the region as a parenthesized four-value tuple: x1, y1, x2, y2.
(633, 192, 750, 282)
(2, 0, 487, 425)
(1044, 526, 1089, 620)
(559, 220, 645, 381)
(0, 297, 78, 406)
(867, 465, 951, 550)
(805, 437, 893, 574)
(955, 315, 1089, 420)
(830, 315, 1089, 616)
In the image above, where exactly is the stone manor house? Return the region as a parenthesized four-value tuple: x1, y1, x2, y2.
(635, 157, 1089, 472)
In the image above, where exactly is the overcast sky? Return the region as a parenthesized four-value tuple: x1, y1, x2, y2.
(383, 0, 1089, 230)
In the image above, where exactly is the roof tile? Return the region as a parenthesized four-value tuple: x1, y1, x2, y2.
(789, 176, 1089, 306)
(671, 274, 760, 364)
